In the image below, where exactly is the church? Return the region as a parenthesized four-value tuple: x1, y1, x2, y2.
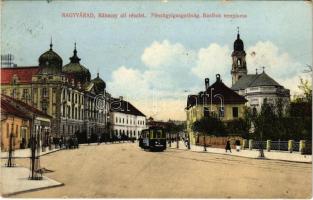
(230, 29, 290, 112)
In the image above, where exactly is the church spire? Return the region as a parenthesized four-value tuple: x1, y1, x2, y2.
(70, 42, 81, 63)
(231, 27, 247, 86)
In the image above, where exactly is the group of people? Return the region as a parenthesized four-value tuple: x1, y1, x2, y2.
(54, 136, 79, 149)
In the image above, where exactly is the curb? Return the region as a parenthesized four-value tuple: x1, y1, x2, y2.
(168, 146, 312, 164)
(1, 148, 62, 159)
(2, 183, 65, 197)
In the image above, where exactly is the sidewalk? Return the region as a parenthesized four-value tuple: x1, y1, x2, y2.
(1, 147, 61, 159)
(1, 166, 63, 196)
(168, 141, 312, 163)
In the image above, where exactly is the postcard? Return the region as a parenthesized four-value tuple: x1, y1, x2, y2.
(1, 0, 312, 198)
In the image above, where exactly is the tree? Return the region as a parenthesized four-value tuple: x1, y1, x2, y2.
(226, 118, 249, 138)
(191, 115, 226, 151)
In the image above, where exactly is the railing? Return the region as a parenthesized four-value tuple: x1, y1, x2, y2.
(271, 141, 289, 151)
(252, 141, 267, 150)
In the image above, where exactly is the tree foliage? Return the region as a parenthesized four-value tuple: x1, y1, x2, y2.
(191, 115, 226, 136)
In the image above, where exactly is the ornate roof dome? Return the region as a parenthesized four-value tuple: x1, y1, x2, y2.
(63, 43, 91, 83)
(91, 73, 106, 94)
(234, 34, 244, 51)
(38, 42, 63, 67)
(233, 28, 244, 51)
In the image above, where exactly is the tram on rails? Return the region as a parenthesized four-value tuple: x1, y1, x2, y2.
(139, 126, 166, 151)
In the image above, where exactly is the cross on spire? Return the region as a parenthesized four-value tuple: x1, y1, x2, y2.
(237, 26, 240, 39)
(50, 37, 53, 50)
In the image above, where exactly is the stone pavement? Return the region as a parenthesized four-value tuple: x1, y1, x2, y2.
(1, 147, 61, 158)
(1, 166, 63, 196)
(168, 141, 312, 163)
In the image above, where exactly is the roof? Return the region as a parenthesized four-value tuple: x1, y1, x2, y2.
(1, 94, 52, 119)
(231, 72, 282, 90)
(1, 98, 31, 120)
(1, 66, 40, 84)
(91, 74, 106, 94)
(186, 75, 247, 109)
(38, 45, 63, 67)
(110, 98, 146, 117)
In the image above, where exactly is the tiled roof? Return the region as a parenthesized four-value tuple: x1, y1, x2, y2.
(1, 98, 31, 120)
(1, 66, 40, 84)
(1, 94, 52, 119)
(231, 72, 281, 91)
(110, 98, 145, 117)
(187, 76, 247, 109)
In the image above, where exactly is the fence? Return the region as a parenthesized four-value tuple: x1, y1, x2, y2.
(197, 136, 243, 148)
(196, 136, 312, 155)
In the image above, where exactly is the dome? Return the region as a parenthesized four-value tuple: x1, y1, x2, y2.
(234, 33, 244, 51)
(38, 43, 63, 67)
(91, 73, 106, 94)
(63, 44, 91, 83)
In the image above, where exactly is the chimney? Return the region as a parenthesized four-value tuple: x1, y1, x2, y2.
(205, 78, 210, 90)
(216, 74, 221, 82)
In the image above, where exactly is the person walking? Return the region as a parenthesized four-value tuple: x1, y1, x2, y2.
(225, 140, 232, 153)
(235, 139, 241, 152)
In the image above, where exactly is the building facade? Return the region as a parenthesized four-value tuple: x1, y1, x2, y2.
(1, 42, 110, 141)
(1, 94, 52, 151)
(186, 74, 247, 145)
(230, 30, 290, 112)
(110, 97, 146, 139)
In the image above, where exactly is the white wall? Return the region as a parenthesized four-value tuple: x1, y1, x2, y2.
(110, 112, 146, 139)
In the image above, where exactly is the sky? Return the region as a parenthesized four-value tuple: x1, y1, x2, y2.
(1, 1, 312, 121)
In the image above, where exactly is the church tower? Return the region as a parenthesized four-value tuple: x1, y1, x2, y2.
(231, 27, 247, 86)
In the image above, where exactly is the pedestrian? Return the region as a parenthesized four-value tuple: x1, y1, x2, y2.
(87, 136, 90, 145)
(235, 139, 241, 152)
(59, 138, 62, 149)
(97, 135, 101, 145)
(225, 140, 232, 153)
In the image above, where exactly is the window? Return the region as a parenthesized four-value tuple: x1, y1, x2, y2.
(42, 88, 48, 97)
(42, 102, 48, 114)
(232, 107, 238, 118)
(116, 117, 118, 123)
(22, 89, 28, 99)
(12, 89, 17, 98)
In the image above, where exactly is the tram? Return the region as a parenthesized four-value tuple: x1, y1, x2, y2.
(139, 126, 166, 151)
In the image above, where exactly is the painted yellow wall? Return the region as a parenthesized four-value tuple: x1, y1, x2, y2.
(1, 115, 30, 151)
(186, 103, 246, 145)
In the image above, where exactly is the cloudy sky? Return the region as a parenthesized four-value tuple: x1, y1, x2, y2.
(2, 1, 312, 120)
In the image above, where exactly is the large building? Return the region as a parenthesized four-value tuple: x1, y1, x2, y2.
(230, 30, 290, 112)
(110, 97, 146, 139)
(1, 41, 110, 140)
(186, 74, 247, 145)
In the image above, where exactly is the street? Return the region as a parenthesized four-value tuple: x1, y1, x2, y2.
(11, 143, 312, 198)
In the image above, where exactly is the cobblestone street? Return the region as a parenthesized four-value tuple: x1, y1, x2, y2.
(6, 142, 312, 198)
